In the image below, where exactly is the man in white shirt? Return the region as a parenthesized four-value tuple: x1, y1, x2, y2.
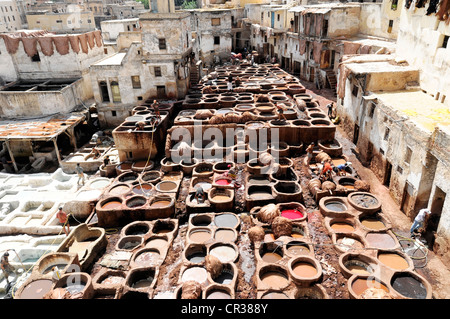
(410, 208, 431, 237)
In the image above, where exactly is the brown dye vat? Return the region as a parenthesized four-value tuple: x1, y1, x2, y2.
(18, 279, 53, 299)
(189, 229, 212, 243)
(365, 233, 396, 249)
(331, 222, 355, 232)
(212, 194, 230, 202)
(206, 290, 232, 299)
(150, 200, 171, 208)
(361, 218, 385, 230)
(152, 220, 175, 234)
(343, 258, 374, 275)
(260, 270, 289, 289)
(124, 223, 149, 236)
(292, 262, 318, 278)
(132, 184, 153, 195)
(352, 278, 389, 296)
(378, 252, 409, 270)
(214, 229, 236, 242)
(157, 181, 177, 191)
(102, 200, 122, 210)
(262, 252, 283, 263)
(146, 238, 168, 250)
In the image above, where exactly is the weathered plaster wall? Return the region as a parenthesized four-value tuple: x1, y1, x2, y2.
(396, 7, 450, 107)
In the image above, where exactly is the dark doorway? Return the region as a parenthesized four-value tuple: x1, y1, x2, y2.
(156, 86, 166, 99)
(99, 81, 110, 102)
(423, 186, 446, 249)
(401, 182, 415, 216)
(384, 161, 392, 187)
(353, 124, 359, 145)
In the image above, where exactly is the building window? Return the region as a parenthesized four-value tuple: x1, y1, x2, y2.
(405, 147, 412, 164)
(369, 103, 376, 118)
(214, 36, 220, 45)
(131, 76, 141, 89)
(99, 81, 109, 102)
(110, 81, 121, 102)
(111, 110, 117, 117)
(391, 0, 398, 10)
(211, 18, 221, 26)
(159, 38, 166, 50)
(277, 14, 280, 21)
(104, 48, 108, 54)
(352, 85, 358, 97)
(31, 53, 41, 62)
(154, 66, 162, 77)
(387, 20, 393, 33)
(384, 127, 390, 141)
(56, 20, 62, 23)
(442, 35, 449, 49)
(397, 166, 403, 174)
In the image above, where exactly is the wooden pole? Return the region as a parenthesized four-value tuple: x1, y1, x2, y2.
(4, 140, 18, 173)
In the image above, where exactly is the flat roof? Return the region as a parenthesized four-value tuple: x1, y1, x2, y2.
(0, 113, 85, 141)
(374, 90, 450, 133)
(93, 52, 126, 66)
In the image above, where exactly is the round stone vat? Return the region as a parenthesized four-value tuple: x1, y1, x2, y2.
(259, 242, 284, 263)
(213, 161, 235, 174)
(348, 275, 390, 299)
(258, 264, 290, 290)
(365, 231, 398, 250)
(181, 266, 208, 285)
(155, 180, 178, 193)
(152, 219, 176, 235)
(260, 291, 291, 299)
(108, 183, 131, 196)
(190, 214, 212, 227)
(334, 233, 367, 253)
(214, 228, 237, 242)
(125, 196, 147, 209)
(337, 177, 357, 190)
(359, 214, 389, 231)
(131, 183, 153, 196)
(285, 240, 312, 257)
(210, 263, 236, 285)
(122, 221, 150, 236)
(209, 188, 234, 211)
(319, 197, 350, 217)
(347, 192, 381, 213)
(328, 218, 356, 233)
(126, 267, 157, 290)
(390, 271, 432, 299)
(214, 213, 240, 229)
(338, 252, 378, 279)
(311, 119, 332, 126)
(132, 247, 161, 267)
(295, 284, 329, 299)
(53, 272, 94, 299)
(116, 235, 144, 251)
(99, 197, 123, 210)
(188, 227, 213, 244)
(204, 284, 233, 299)
(117, 171, 139, 183)
(140, 170, 163, 184)
(36, 252, 77, 276)
(292, 119, 311, 126)
(376, 250, 413, 271)
(184, 243, 207, 264)
(16, 278, 54, 299)
(208, 242, 238, 263)
(288, 256, 322, 286)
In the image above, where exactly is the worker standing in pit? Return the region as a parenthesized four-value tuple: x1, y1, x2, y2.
(56, 207, 70, 236)
(1, 251, 15, 284)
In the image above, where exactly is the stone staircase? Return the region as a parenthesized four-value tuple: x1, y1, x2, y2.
(190, 63, 199, 86)
(325, 69, 337, 95)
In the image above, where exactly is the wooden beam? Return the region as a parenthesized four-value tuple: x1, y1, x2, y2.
(4, 140, 18, 173)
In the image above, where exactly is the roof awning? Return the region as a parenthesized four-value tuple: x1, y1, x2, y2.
(289, 6, 331, 14)
(0, 113, 86, 141)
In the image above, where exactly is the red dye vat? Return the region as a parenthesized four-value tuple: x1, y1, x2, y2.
(216, 179, 231, 185)
(281, 209, 304, 220)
